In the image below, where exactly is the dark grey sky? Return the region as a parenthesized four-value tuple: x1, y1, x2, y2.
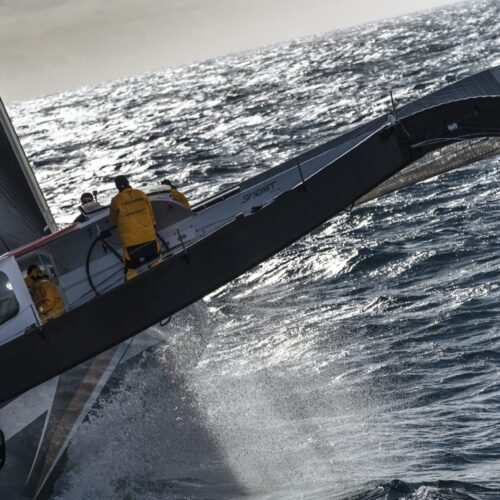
(0, 0, 462, 102)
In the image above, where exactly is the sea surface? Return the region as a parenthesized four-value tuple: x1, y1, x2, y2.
(8, 0, 500, 498)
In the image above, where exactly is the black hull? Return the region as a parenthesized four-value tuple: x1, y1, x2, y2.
(1, 93, 500, 404)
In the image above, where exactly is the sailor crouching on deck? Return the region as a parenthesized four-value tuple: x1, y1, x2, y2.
(110, 175, 162, 281)
(161, 179, 191, 210)
(26, 265, 65, 323)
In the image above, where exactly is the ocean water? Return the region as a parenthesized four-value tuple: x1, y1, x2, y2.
(8, 0, 500, 498)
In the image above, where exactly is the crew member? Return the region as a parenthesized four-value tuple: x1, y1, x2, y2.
(161, 179, 191, 210)
(110, 175, 162, 280)
(74, 192, 102, 223)
(26, 265, 65, 323)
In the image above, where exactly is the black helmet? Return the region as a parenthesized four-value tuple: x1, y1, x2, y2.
(115, 175, 130, 191)
(27, 264, 40, 276)
(161, 179, 176, 189)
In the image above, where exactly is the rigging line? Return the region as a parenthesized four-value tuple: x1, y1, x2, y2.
(296, 158, 307, 187)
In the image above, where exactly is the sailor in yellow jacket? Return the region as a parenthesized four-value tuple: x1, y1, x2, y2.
(110, 175, 162, 280)
(26, 265, 65, 323)
(161, 179, 191, 210)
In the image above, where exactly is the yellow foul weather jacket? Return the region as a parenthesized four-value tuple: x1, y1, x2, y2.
(31, 278, 65, 323)
(171, 188, 191, 210)
(110, 187, 157, 252)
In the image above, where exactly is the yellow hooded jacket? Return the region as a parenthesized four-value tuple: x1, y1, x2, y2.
(31, 278, 65, 323)
(110, 187, 157, 251)
(171, 188, 191, 210)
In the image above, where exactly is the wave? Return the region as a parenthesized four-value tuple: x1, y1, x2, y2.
(344, 479, 500, 500)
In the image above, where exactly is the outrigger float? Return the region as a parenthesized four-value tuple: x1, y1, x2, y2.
(0, 66, 500, 409)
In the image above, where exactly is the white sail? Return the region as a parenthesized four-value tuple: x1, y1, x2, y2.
(0, 99, 57, 253)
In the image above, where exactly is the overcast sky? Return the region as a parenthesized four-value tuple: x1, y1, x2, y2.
(0, 0, 463, 102)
